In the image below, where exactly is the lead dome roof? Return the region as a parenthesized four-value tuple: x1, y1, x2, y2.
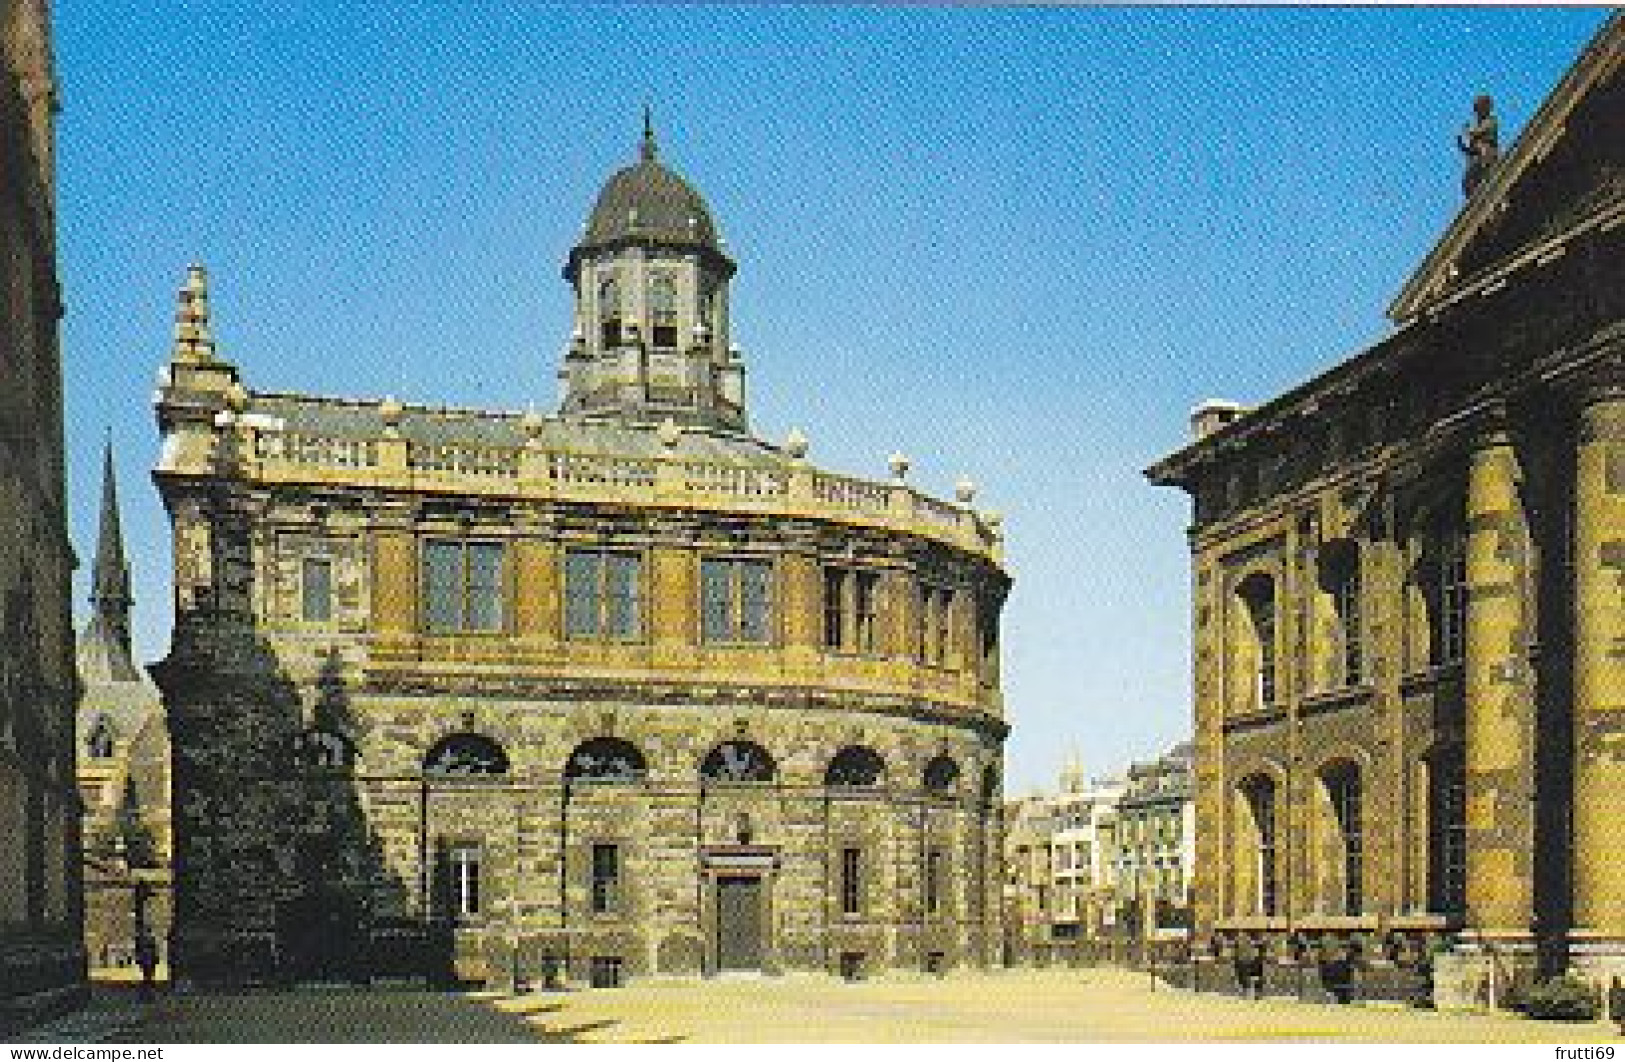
(578, 120, 722, 253)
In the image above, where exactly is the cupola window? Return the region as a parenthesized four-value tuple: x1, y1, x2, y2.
(649, 273, 678, 350)
(598, 274, 623, 348)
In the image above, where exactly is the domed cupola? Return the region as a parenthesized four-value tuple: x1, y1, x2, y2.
(575, 124, 723, 257)
(560, 112, 746, 433)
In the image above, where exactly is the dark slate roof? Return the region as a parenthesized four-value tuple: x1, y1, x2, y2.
(582, 157, 720, 251)
(249, 393, 785, 464)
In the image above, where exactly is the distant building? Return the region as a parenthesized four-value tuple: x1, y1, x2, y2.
(1148, 15, 1623, 1006)
(1110, 742, 1194, 932)
(76, 444, 172, 973)
(1004, 747, 1195, 964)
(151, 122, 1010, 987)
(0, 0, 86, 1032)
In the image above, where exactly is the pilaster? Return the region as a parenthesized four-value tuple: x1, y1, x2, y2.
(650, 543, 696, 667)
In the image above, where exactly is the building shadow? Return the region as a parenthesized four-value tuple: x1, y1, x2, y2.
(152, 570, 453, 989)
(106, 986, 622, 1044)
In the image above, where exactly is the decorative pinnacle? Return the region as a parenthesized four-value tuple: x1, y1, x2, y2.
(640, 105, 658, 163)
(171, 263, 215, 363)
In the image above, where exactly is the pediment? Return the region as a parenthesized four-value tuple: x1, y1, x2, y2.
(1389, 15, 1623, 324)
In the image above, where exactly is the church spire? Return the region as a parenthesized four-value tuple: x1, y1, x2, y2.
(83, 437, 138, 681)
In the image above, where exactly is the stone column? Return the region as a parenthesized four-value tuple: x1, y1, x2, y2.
(1462, 421, 1536, 939)
(1571, 378, 1625, 944)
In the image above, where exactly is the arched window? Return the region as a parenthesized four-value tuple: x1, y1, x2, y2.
(1319, 761, 1363, 916)
(923, 755, 959, 794)
(1318, 541, 1363, 688)
(598, 274, 622, 348)
(825, 746, 885, 788)
(1237, 774, 1278, 916)
(423, 733, 509, 777)
(700, 740, 775, 783)
(86, 716, 115, 759)
(564, 737, 647, 783)
(1236, 574, 1277, 709)
(295, 728, 355, 771)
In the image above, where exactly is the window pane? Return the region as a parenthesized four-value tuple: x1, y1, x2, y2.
(302, 557, 332, 623)
(564, 550, 601, 637)
(606, 553, 641, 638)
(424, 542, 462, 632)
(740, 561, 771, 643)
(700, 559, 733, 643)
(824, 569, 846, 648)
(855, 573, 877, 652)
(464, 542, 504, 631)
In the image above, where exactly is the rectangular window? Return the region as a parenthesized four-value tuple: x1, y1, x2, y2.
(449, 845, 481, 920)
(700, 558, 774, 644)
(1432, 761, 1467, 914)
(423, 540, 505, 633)
(564, 549, 644, 640)
(825, 568, 883, 654)
(918, 583, 954, 666)
(301, 556, 333, 623)
(840, 847, 862, 916)
(925, 848, 944, 916)
(854, 571, 878, 653)
(591, 843, 620, 914)
(1438, 529, 1468, 666)
(824, 568, 848, 649)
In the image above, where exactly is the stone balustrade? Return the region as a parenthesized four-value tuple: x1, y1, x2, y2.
(226, 419, 1000, 560)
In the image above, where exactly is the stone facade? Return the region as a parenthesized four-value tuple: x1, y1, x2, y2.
(77, 444, 173, 973)
(151, 125, 1010, 988)
(1147, 17, 1622, 1007)
(0, 0, 86, 1033)
(1003, 768, 1125, 964)
(1003, 743, 1195, 965)
(1111, 743, 1194, 931)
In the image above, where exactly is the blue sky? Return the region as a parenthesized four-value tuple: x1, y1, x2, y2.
(55, 4, 1610, 793)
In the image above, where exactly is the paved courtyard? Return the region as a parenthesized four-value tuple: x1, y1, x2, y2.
(69, 968, 1621, 1044)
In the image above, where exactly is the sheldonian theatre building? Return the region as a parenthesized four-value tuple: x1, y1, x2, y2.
(150, 121, 1011, 988)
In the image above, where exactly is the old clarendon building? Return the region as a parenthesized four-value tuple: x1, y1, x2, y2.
(151, 123, 1010, 986)
(1, 0, 86, 1032)
(1147, 17, 1621, 1006)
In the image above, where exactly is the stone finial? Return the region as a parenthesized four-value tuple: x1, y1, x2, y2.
(657, 416, 681, 451)
(984, 510, 1004, 535)
(225, 381, 249, 412)
(521, 405, 545, 442)
(888, 452, 910, 482)
(172, 263, 216, 363)
(955, 477, 977, 504)
(380, 396, 403, 438)
(785, 428, 809, 460)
